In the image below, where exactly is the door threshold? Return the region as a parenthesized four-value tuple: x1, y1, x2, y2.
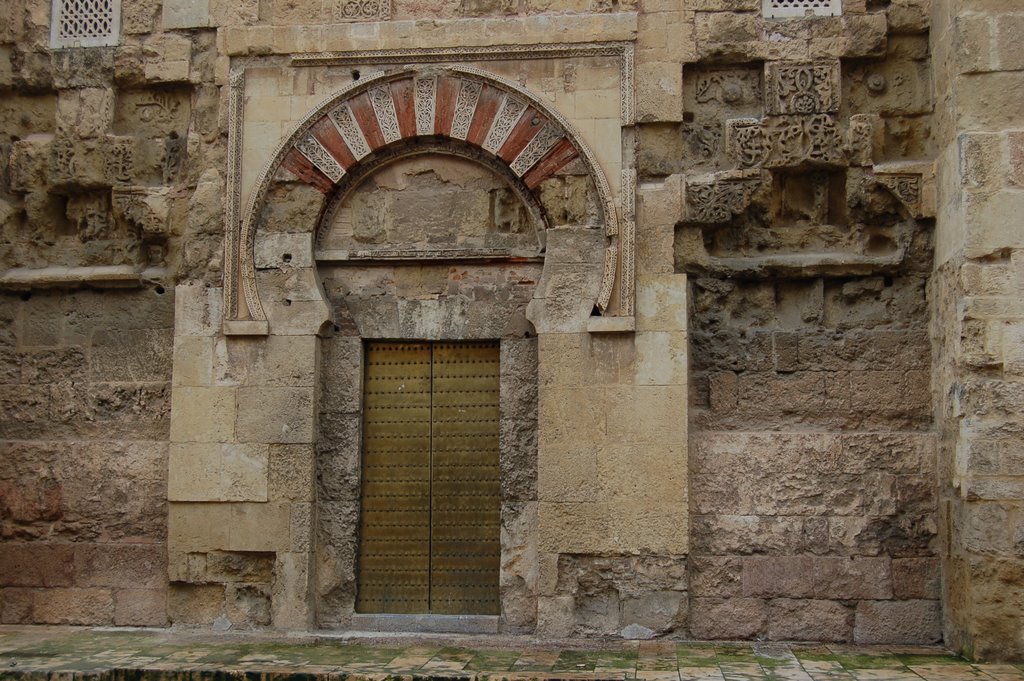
(350, 614, 499, 634)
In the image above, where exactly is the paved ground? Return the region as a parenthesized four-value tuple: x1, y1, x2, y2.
(0, 626, 1021, 680)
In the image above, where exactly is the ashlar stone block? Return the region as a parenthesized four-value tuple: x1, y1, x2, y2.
(169, 386, 235, 443)
(635, 62, 683, 123)
(272, 552, 313, 629)
(606, 385, 687, 445)
(537, 445, 598, 503)
(163, 0, 211, 28)
(854, 599, 942, 644)
(226, 503, 291, 552)
(538, 501, 611, 554)
(636, 273, 688, 332)
(168, 503, 230, 553)
(254, 232, 314, 270)
(172, 336, 214, 387)
(214, 335, 317, 388)
(174, 284, 223, 338)
(236, 387, 315, 444)
(635, 331, 687, 385)
(168, 443, 269, 502)
(537, 384, 607, 447)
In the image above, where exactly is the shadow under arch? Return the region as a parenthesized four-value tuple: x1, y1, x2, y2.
(229, 65, 622, 327)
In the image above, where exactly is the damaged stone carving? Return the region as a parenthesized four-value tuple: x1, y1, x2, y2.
(765, 61, 840, 115)
(727, 115, 845, 168)
(686, 174, 762, 223)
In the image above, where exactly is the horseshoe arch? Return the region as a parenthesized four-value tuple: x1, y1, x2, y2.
(225, 65, 627, 326)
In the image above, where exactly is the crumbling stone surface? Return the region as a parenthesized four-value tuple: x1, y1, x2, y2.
(662, 1, 942, 643)
(551, 554, 688, 637)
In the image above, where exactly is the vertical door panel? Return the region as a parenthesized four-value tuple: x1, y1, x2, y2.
(429, 341, 501, 615)
(356, 342, 432, 614)
(356, 341, 501, 616)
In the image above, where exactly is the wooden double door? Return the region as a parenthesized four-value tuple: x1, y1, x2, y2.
(355, 341, 501, 615)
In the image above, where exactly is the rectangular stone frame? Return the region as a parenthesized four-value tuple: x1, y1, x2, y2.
(222, 42, 637, 329)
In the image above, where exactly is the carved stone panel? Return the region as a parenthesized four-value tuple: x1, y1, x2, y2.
(329, 0, 391, 21)
(727, 115, 845, 168)
(764, 61, 841, 115)
(686, 175, 762, 224)
(876, 174, 922, 218)
(684, 65, 763, 120)
(682, 123, 723, 168)
(67, 193, 114, 241)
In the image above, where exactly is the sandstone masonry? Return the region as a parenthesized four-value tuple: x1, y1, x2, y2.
(0, 0, 1020, 662)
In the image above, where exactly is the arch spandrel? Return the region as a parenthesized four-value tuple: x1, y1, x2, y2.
(227, 65, 628, 329)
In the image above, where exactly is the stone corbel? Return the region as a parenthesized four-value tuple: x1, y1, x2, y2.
(112, 187, 174, 239)
(873, 161, 936, 219)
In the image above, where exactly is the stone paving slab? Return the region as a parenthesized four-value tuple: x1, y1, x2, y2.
(0, 627, 1021, 681)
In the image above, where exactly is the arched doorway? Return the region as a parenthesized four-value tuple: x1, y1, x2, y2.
(232, 66, 616, 631)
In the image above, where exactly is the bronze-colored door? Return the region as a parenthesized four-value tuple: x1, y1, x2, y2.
(356, 341, 501, 615)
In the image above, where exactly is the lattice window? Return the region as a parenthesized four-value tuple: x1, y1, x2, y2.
(763, 0, 841, 18)
(50, 0, 120, 48)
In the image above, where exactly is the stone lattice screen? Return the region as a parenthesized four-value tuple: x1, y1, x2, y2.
(50, 0, 120, 48)
(762, 0, 841, 18)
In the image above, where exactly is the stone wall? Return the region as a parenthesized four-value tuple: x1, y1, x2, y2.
(685, 277, 940, 643)
(649, 0, 941, 644)
(930, 0, 1024, 661)
(0, 0, 221, 629)
(0, 289, 171, 626)
(1, 0, 1022, 657)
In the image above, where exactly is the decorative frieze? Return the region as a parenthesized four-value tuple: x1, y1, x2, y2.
(414, 76, 436, 137)
(49, 137, 78, 185)
(112, 187, 171, 238)
(727, 115, 844, 168)
(451, 80, 483, 141)
(106, 137, 134, 185)
(683, 123, 723, 165)
(764, 61, 841, 115)
(846, 114, 878, 167)
(876, 174, 922, 218)
(329, 0, 391, 21)
(68, 194, 114, 241)
(510, 123, 563, 177)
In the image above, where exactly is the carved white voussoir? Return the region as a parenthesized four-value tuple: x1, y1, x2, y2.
(510, 122, 563, 177)
(296, 135, 345, 183)
(451, 79, 483, 141)
(328, 105, 371, 160)
(483, 95, 528, 154)
(369, 85, 401, 144)
(414, 76, 437, 136)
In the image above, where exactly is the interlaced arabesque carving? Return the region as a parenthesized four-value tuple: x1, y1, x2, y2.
(53, 0, 118, 44)
(687, 179, 761, 224)
(765, 62, 839, 115)
(728, 114, 846, 168)
(331, 0, 391, 21)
